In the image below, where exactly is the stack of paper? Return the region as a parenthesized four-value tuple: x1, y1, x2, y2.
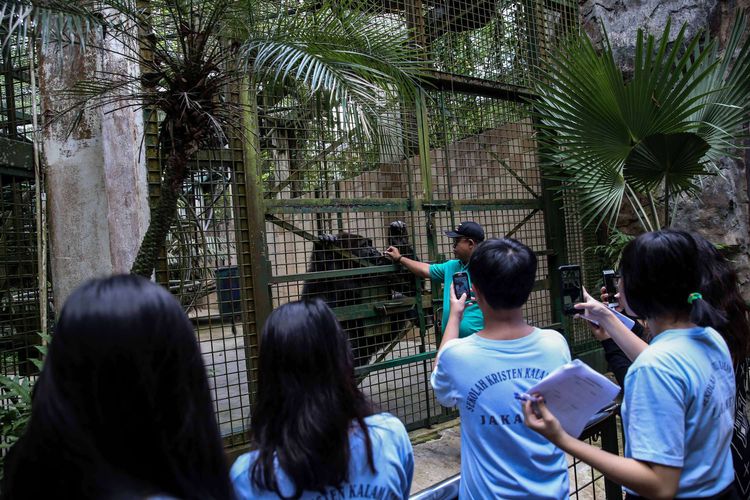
(526, 359, 620, 438)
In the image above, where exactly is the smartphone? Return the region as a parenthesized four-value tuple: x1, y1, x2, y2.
(453, 272, 470, 300)
(559, 265, 583, 316)
(602, 269, 618, 306)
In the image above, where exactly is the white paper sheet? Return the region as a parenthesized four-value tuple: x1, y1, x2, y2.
(526, 359, 620, 438)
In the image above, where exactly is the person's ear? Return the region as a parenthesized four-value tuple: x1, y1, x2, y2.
(472, 284, 483, 302)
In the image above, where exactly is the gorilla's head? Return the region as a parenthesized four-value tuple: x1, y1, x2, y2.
(337, 233, 383, 265)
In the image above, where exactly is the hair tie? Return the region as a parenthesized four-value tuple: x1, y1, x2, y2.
(687, 292, 702, 305)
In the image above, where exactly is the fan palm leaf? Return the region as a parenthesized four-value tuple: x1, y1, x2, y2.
(534, 11, 750, 229)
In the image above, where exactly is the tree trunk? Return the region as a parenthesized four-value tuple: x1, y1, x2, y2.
(130, 142, 196, 277)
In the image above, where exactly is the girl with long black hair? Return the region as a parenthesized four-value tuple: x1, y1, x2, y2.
(1, 275, 234, 499)
(524, 230, 737, 499)
(230, 299, 413, 499)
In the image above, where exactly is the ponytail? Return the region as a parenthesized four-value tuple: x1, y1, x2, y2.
(688, 292, 728, 330)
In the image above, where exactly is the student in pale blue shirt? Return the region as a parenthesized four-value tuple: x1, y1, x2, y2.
(431, 238, 571, 499)
(230, 299, 413, 500)
(622, 326, 734, 497)
(525, 230, 736, 499)
(231, 412, 412, 499)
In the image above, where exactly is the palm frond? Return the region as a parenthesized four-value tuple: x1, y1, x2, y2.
(240, 0, 427, 138)
(0, 0, 143, 52)
(533, 10, 750, 230)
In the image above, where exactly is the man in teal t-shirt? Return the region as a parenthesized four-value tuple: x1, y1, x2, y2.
(384, 221, 485, 338)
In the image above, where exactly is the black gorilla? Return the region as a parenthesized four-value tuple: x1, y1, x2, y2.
(301, 221, 419, 367)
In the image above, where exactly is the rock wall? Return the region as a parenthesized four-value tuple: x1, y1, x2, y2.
(579, 0, 750, 299)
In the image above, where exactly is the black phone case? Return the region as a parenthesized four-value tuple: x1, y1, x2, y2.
(453, 272, 470, 299)
(559, 265, 582, 315)
(603, 270, 617, 304)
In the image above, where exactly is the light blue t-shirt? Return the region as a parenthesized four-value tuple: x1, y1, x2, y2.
(622, 327, 735, 497)
(431, 328, 571, 499)
(230, 413, 413, 499)
(429, 260, 484, 338)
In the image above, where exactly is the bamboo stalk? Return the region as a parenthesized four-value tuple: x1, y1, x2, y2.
(30, 36, 48, 343)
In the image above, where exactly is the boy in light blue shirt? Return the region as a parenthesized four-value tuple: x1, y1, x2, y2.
(431, 238, 570, 499)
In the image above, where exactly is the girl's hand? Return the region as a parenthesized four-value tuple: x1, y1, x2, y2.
(522, 396, 566, 444)
(574, 287, 616, 326)
(448, 283, 468, 318)
(586, 319, 611, 341)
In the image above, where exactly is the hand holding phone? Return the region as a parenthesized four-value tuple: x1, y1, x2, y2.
(558, 265, 583, 316)
(453, 272, 470, 300)
(602, 270, 618, 306)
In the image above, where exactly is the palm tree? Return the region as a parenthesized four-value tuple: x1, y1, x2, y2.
(533, 10, 750, 231)
(1, 0, 429, 276)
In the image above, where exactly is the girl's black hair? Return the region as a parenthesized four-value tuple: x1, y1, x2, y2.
(693, 235, 750, 365)
(621, 230, 727, 330)
(1, 275, 234, 500)
(250, 299, 375, 499)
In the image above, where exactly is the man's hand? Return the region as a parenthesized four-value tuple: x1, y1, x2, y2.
(384, 246, 402, 262)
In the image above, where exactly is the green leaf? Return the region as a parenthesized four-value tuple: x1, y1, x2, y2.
(533, 8, 750, 231)
(625, 133, 710, 194)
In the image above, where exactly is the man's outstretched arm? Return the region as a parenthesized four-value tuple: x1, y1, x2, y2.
(384, 246, 430, 278)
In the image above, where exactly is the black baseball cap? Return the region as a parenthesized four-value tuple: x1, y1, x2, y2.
(444, 221, 485, 242)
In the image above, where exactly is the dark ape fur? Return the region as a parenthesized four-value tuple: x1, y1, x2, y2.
(301, 221, 419, 367)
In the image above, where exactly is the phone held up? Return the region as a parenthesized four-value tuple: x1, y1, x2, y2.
(453, 272, 471, 300)
(558, 265, 583, 316)
(602, 269, 618, 307)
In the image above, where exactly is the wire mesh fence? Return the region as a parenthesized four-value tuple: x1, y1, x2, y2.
(1, 36, 34, 142)
(0, 27, 46, 455)
(0, 176, 42, 379)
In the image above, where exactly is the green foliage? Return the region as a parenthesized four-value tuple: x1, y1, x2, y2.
(0, 331, 48, 479)
(0, 375, 33, 449)
(1, 0, 430, 276)
(534, 10, 750, 231)
(585, 228, 634, 272)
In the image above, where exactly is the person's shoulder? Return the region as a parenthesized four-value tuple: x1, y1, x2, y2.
(703, 327, 731, 351)
(630, 340, 677, 372)
(366, 412, 405, 431)
(531, 328, 571, 359)
(439, 336, 475, 357)
(230, 450, 258, 480)
(535, 328, 570, 346)
(431, 259, 459, 270)
(365, 413, 410, 447)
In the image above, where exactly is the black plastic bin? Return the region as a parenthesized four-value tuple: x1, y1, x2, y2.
(215, 266, 241, 318)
